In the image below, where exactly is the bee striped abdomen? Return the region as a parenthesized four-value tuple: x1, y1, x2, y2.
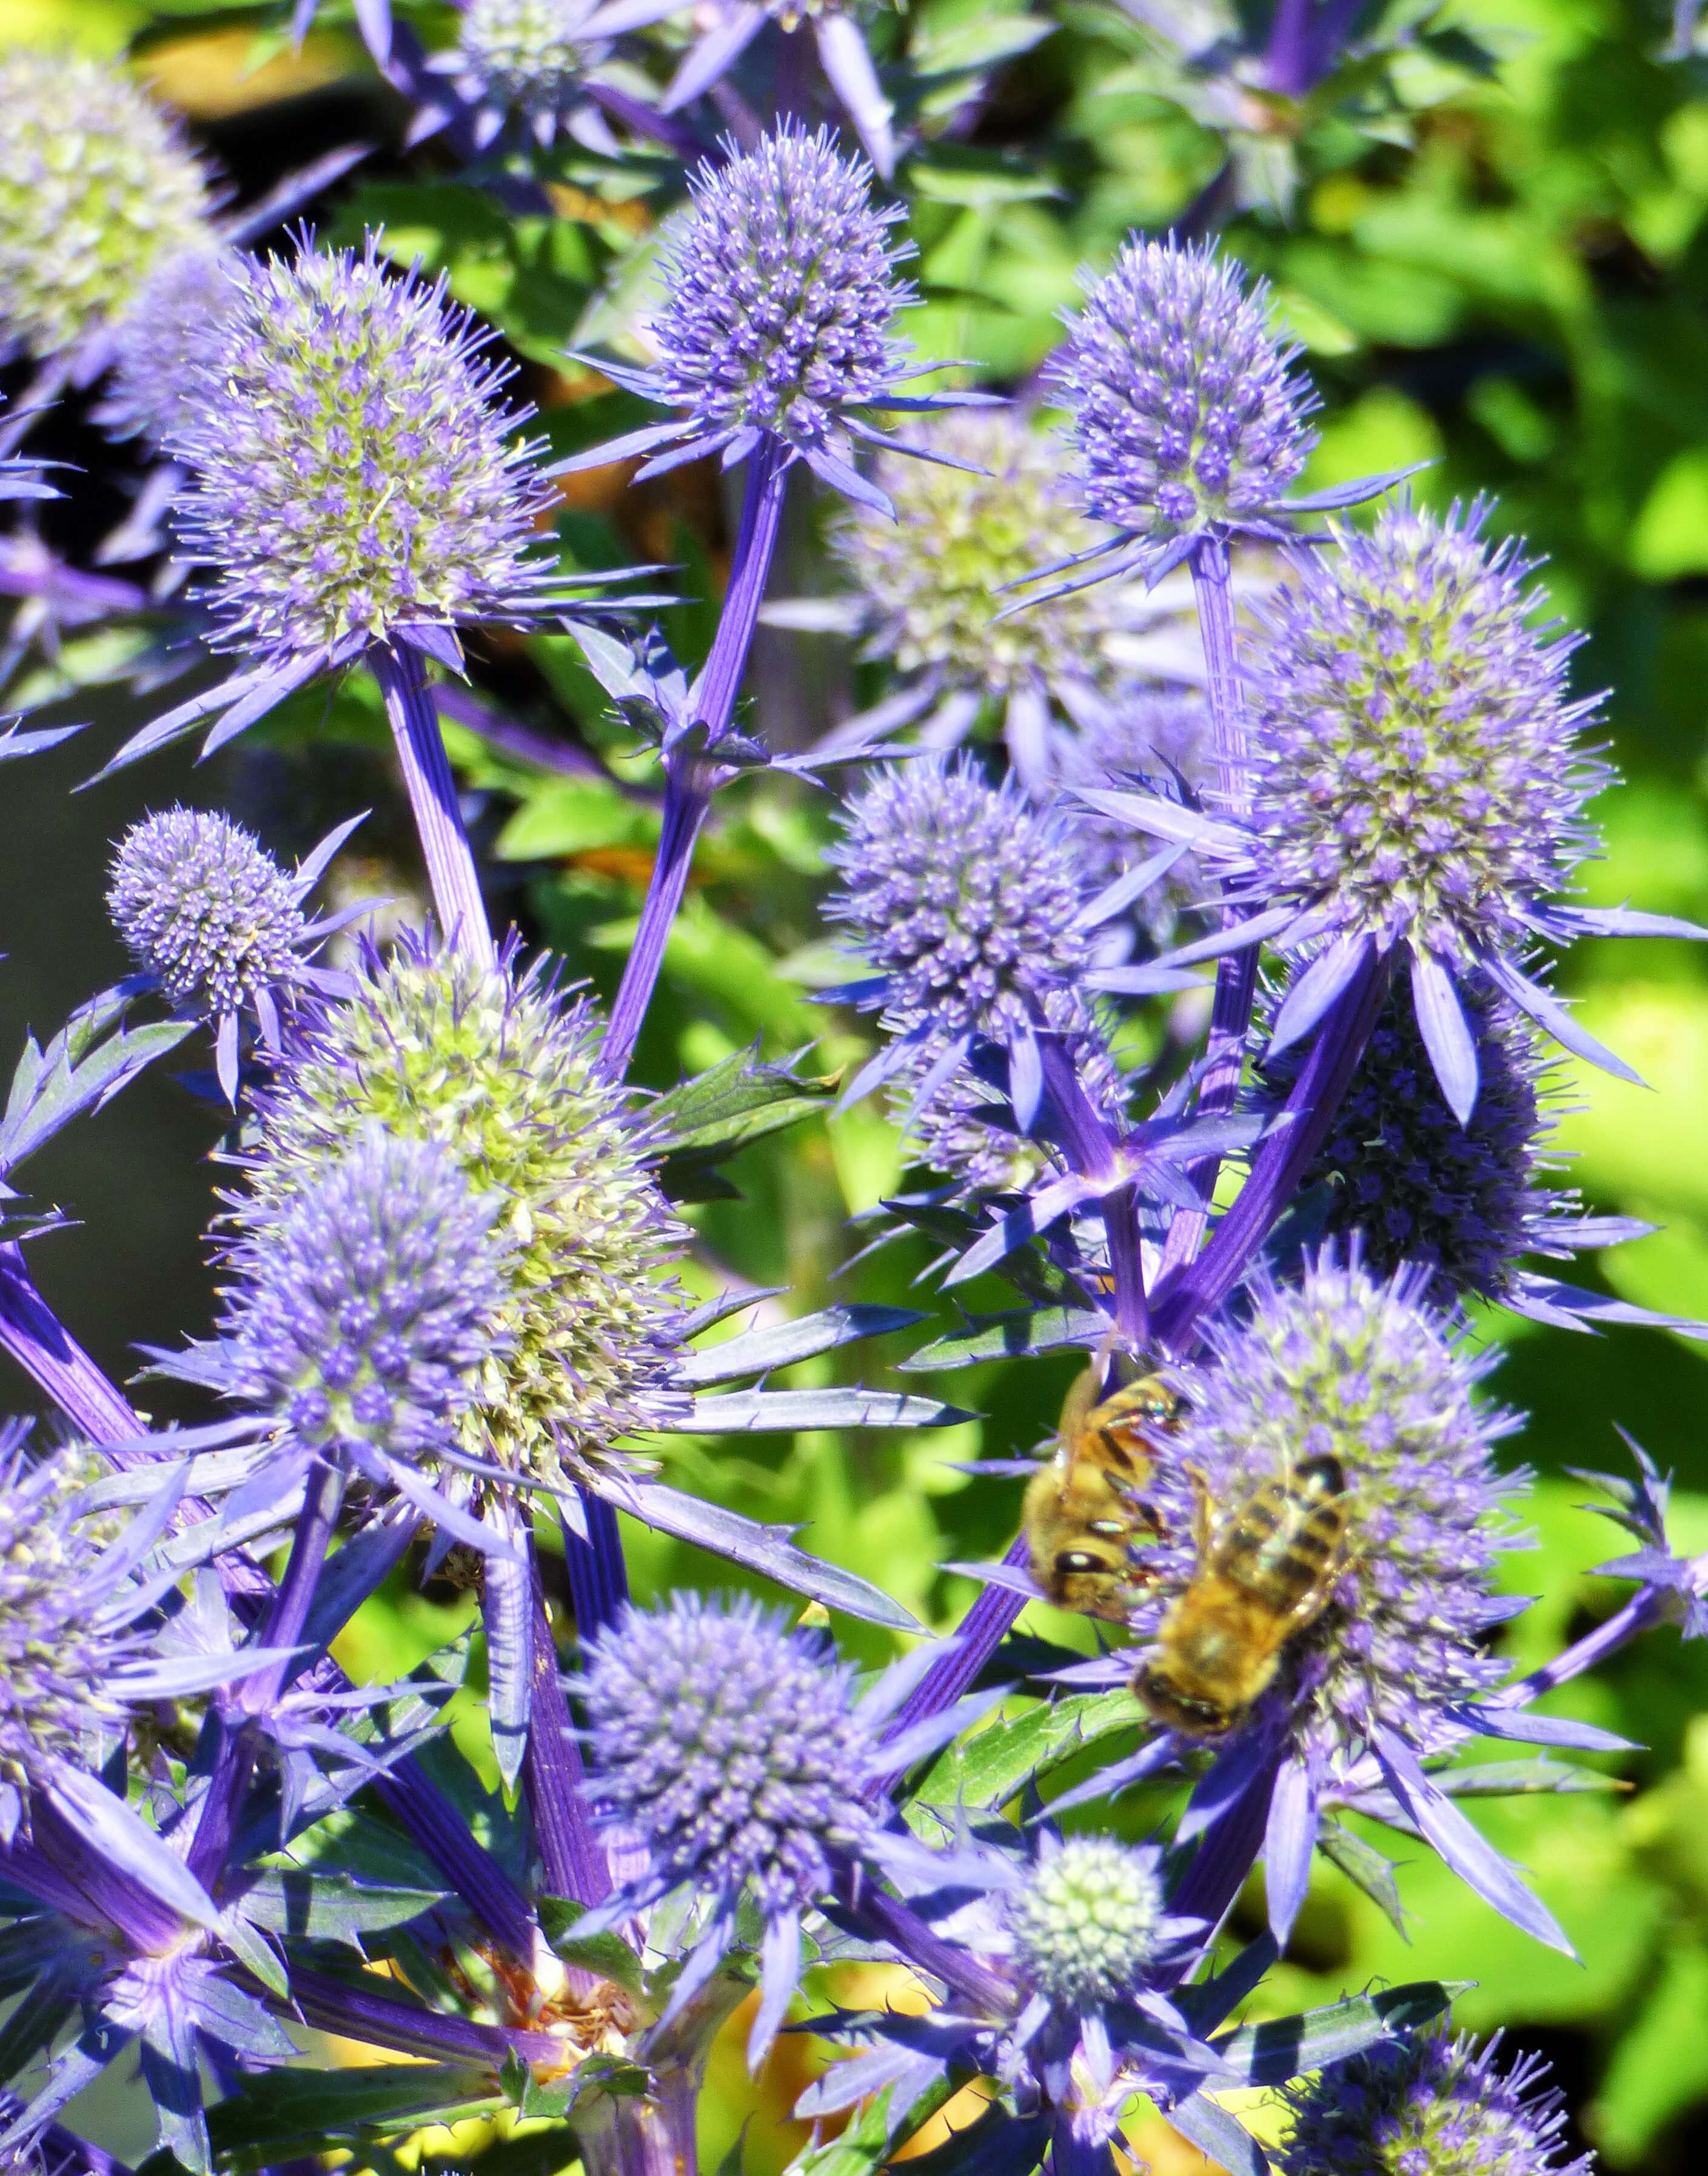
(1216, 1454, 1347, 1611)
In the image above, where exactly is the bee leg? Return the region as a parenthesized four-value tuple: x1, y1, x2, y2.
(1185, 1463, 1214, 1553)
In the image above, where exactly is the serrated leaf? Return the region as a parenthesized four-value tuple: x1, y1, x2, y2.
(511, 2051, 651, 2119)
(0, 986, 195, 1174)
(1316, 1817, 1407, 1935)
(648, 1046, 837, 1160)
(914, 1688, 1145, 1810)
(1211, 1980, 1464, 2086)
(207, 2065, 501, 2168)
(234, 1869, 444, 1947)
(677, 1304, 928, 1387)
(783, 2075, 960, 2176)
(901, 1306, 1113, 1371)
(1428, 1758, 1625, 1798)
(537, 1896, 648, 2003)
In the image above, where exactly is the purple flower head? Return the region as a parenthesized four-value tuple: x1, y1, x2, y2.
(655, 124, 909, 454)
(1276, 2026, 1593, 2176)
(581, 1593, 889, 2066)
(564, 124, 970, 508)
(435, 0, 615, 147)
(0, 49, 217, 363)
(98, 243, 245, 450)
(1046, 238, 1316, 569)
(1246, 502, 1600, 970)
(242, 933, 687, 1494)
(827, 757, 1095, 1050)
(1134, 1251, 1524, 1773)
(216, 1122, 508, 1468)
(164, 232, 557, 659)
(107, 806, 363, 1102)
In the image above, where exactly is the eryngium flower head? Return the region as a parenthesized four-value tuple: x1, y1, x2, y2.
(446, 0, 612, 143)
(1135, 1250, 1522, 1768)
(0, 1432, 151, 1833)
(652, 123, 913, 458)
(1276, 2027, 1592, 2176)
(1246, 500, 1601, 966)
(165, 233, 556, 657)
(834, 411, 1119, 702)
(99, 242, 241, 448)
(0, 49, 216, 362)
(1003, 1835, 1167, 2009)
(1265, 967, 1576, 1310)
(583, 1593, 876, 1915)
(217, 1124, 507, 1465)
(1048, 238, 1315, 556)
(110, 808, 309, 1020)
(244, 936, 686, 1489)
(827, 758, 1094, 1051)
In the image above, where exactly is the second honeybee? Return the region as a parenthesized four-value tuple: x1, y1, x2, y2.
(1133, 1452, 1351, 1736)
(1022, 1365, 1179, 1622)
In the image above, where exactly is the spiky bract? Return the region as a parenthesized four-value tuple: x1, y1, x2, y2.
(244, 938, 686, 1489)
(0, 50, 216, 361)
(654, 123, 912, 453)
(109, 808, 307, 1021)
(451, 0, 609, 137)
(1276, 2027, 1593, 2176)
(1048, 237, 1314, 546)
(1245, 502, 1603, 963)
(583, 1593, 876, 1910)
(165, 233, 555, 657)
(216, 1125, 507, 1465)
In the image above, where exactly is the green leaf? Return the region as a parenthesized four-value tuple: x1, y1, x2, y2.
(914, 1688, 1145, 1810)
(234, 1869, 445, 1947)
(901, 1306, 1112, 1371)
(648, 1046, 838, 1160)
(208, 2066, 502, 2169)
(908, 149, 1064, 207)
(496, 777, 659, 861)
(782, 2075, 960, 2176)
(509, 2050, 651, 2120)
(1213, 1980, 1465, 2085)
(0, 982, 195, 1174)
(1316, 1817, 1408, 1936)
(537, 1896, 648, 2003)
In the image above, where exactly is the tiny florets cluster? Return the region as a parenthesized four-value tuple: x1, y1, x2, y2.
(0, 1437, 141, 1824)
(1048, 238, 1315, 546)
(1139, 1252, 1524, 1762)
(243, 938, 686, 1488)
(652, 124, 913, 452)
(583, 1594, 876, 1909)
(827, 759, 1094, 1049)
(1276, 2027, 1593, 2176)
(1003, 1836, 1166, 2008)
(108, 808, 308, 1021)
(218, 1125, 507, 1464)
(0, 49, 216, 361)
(1245, 502, 1603, 962)
(100, 243, 242, 448)
(1266, 967, 1570, 1308)
(165, 234, 555, 657)
(452, 0, 608, 133)
(836, 412, 1117, 698)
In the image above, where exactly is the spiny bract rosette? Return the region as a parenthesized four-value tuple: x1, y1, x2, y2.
(431, 0, 623, 150)
(0, 48, 217, 366)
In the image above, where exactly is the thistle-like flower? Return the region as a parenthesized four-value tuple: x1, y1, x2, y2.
(0, 49, 217, 365)
(238, 934, 687, 1496)
(1085, 500, 1706, 1120)
(826, 757, 1110, 1110)
(1276, 2026, 1593, 2176)
(1028, 237, 1318, 597)
(581, 1593, 938, 2064)
(566, 124, 976, 509)
(98, 243, 244, 451)
(430, 0, 621, 147)
(1112, 1249, 1596, 1952)
(1263, 963, 1691, 1333)
(216, 1124, 510, 1502)
(107, 806, 363, 1101)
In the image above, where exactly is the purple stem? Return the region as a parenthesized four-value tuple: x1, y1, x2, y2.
(586, 78, 709, 160)
(0, 1244, 144, 1446)
(601, 434, 792, 1081)
(874, 1536, 1032, 1767)
(373, 1764, 536, 1961)
(564, 1492, 630, 1635)
(23, 1799, 183, 1953)
(1037, 1034, 1147, 1346)
(1262, 0, 1317, 95)
(832, 1861, 1012, 2012)
(1152, 942, 1391, 1354)
(1157, 538, 1259, 1292)
(521, 1536, 614, 1905)
(372, 640, 497, 969)
(281, 1962, 564, 2067)
(188, 1459, 346, 1890)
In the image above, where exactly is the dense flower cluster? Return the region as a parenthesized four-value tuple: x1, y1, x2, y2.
(440, 0, 614, 144)
(0, 49, 216, 361)
(166, 234, 555, 656)
(99, 243, 240, 448)
(1002, 1835, 1167, 2008)
(109, 809, 310, 1022)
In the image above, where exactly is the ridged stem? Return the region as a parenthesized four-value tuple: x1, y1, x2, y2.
(521, 1536, 614, 1905)
(602, 435, 791, 1080)
(1037, 1033, 1147, 1346)
(564, 1491, 631, 1635)
(373, 640, 496, 969)
(1156, 537, 1258, 1292)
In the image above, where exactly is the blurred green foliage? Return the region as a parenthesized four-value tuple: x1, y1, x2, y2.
(16, 0, 1708, 2162)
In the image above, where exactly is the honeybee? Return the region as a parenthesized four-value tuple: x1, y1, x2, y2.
(1133, 1452, 1350, 1736)
(1021, 1365, 1179, 1622)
